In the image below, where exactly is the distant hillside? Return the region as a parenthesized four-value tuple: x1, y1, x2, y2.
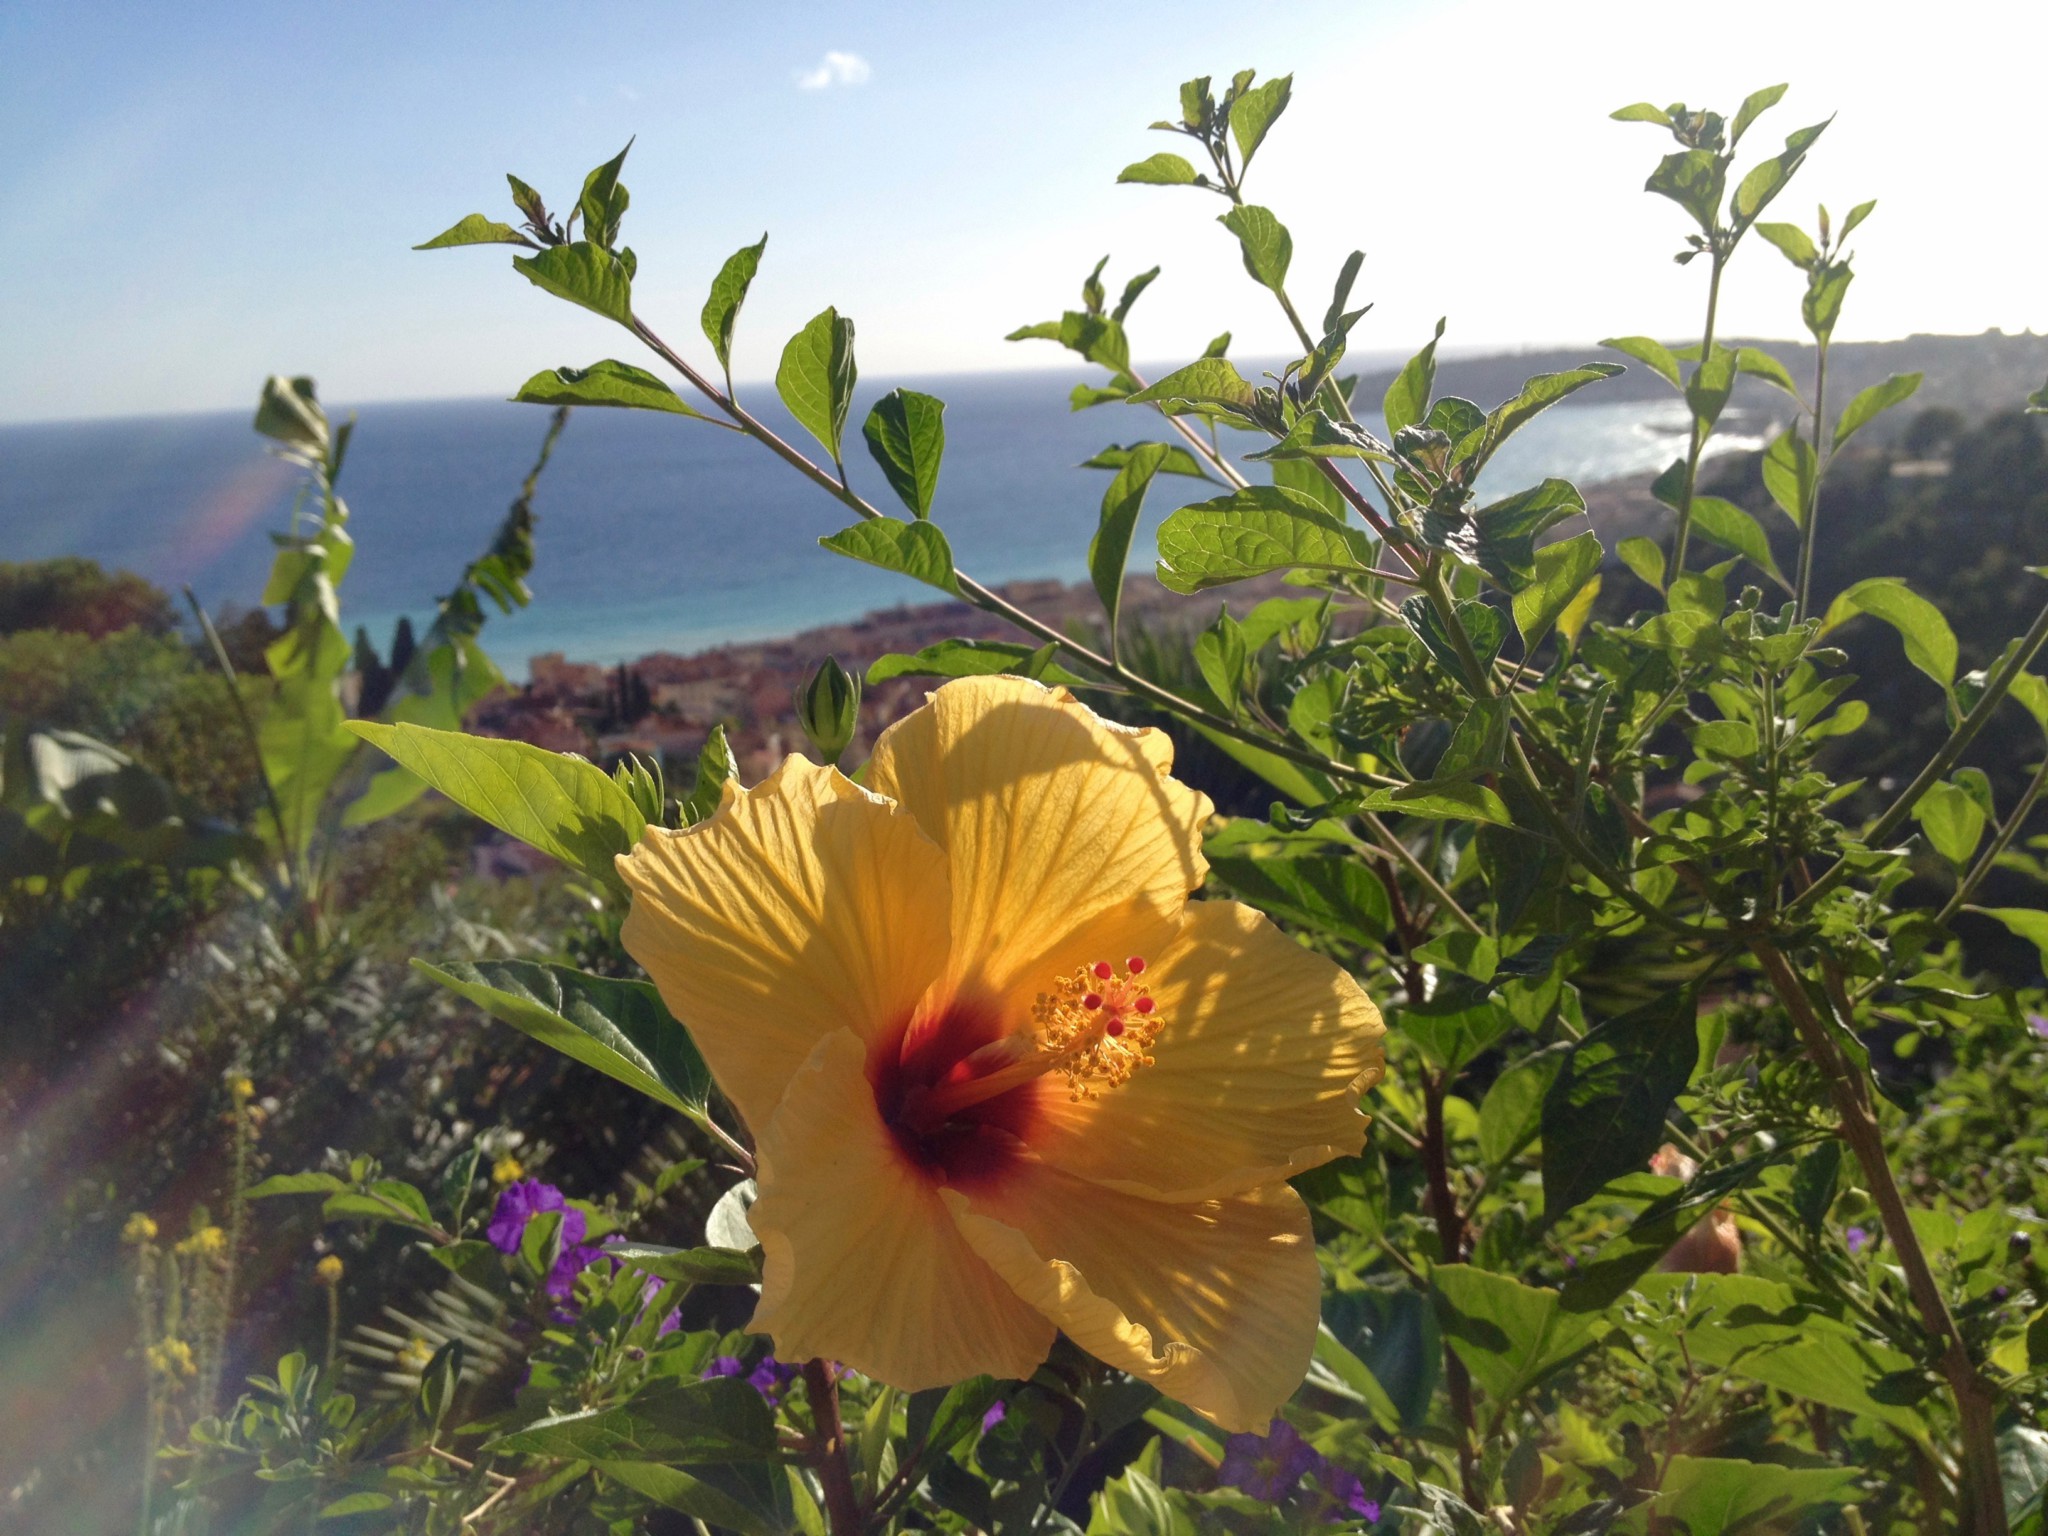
(1349, 330, 2048, 429)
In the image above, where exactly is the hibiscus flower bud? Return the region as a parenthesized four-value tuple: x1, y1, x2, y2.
(795, 655, 861, 766)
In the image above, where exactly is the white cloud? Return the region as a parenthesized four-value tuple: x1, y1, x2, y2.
(795, 51, 870, 91)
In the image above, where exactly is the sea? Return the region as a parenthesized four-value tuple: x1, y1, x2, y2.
(0, 369, 1753, 675)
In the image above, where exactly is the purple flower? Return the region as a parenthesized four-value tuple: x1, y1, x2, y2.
(1218, 1418, 1318, 1503)
(981, 1400, 1007, 1433)
(748, 1357, 799, 1403)
(702, 1353, 798, 1404)
(1313, 1462, 1380, 1523)
(1846, 1226, 1872, 1255)
(2028, 1013, 2048, 1040)
(487, 1180, 565, 1254)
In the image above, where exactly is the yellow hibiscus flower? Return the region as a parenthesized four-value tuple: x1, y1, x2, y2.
(619, 675, 1384, 1430)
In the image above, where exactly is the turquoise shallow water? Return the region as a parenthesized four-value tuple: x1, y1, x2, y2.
(0, 370, 1745, 672)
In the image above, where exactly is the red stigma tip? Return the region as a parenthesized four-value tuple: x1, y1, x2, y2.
(1083, 992, 1102, 1010)
(1135, 996, 1155, 1014)
(1106, 1017, 1126, 1037)
(1093, 961, 1113, 980)
(1126, 956, 1146, 975)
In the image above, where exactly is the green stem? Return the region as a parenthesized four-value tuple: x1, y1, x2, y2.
(1668, 255, 1728, 580)
(1855, 745, 2048, 1005)
(1796, 594, 2048, 912)
(1794, 337, 1832, 621)
(803, 1360, 863, 1536)
(184, 587, 294, 894)
(625, 315, 1401, 793)
(1751, 941, 2006, 1536)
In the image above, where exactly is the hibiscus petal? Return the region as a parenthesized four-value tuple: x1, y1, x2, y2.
(866, 676, 1211, 1001)
(946, 1172, 1319, 1431)
(1030, 900, 1386, 1201)
(750, 1030, 1056, 1388)
(618, 756, 951, 1133)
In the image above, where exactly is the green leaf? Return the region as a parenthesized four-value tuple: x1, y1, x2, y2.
(679, 726, 735, 828)
(906, 1378, 1003, 1467)
(607, 1243, 761, 1286)
(1804, 263, 1855, 342)
(1385, 319, 1446, 436)
(1478, 1046, 1568, 1165)
(1126, 358, 1257, 415)
(1611, 101, 1673, 126)
(1684, 344, 1737, 431)
(1761, 427, 1818, 526)
(2027, 377, 2048, 415)
(1205, 851, 1389, 948)
(1081, 443, 1209, 478)
(578, 141, 633, 249)
(1913, 779, 1986, 867)
(1690, 496, 1786, 585)
(247, 1172, 348, 1199)
(1154, 487, 1374, 594)
(1731, 119, 1830, 231)
(1645, 149, 1725, 233)
(777, 307, 858, 462)
(1091, 443, 1170, 643)
(1541, 989, 1699, 1220)
(1656, 1456, 1859, 1536)
(1823, 577, 1957, 694)
(1228, 74, 1291, 167)
(1617, 536, 1665, 591)
(1218, 205, 1292, 293)
(347, 721, 645, 891)
(512, 242, 633, 325)
(1513, 532, 1605, 650)
(1790, 1141, 1842, 1232)
(819, 518, 959, 594)
(1248, 411, 1389, 464)
(494, 1380, 784, 1528)
(1351, 779, 1513, 827)
(1433, 1265, 1603, 1407)
(1114, 267, 1160, 322)
(1834, 372, 1923, 449)
(1600, 336, 1681, 390)
(1731, 346, 1802, 399)
(415, 213, 527, 250)
(700, 234, 767, 374)
(1117, 152, 1200, 186)
(861, 389, 946, 518)
(1456, 365, 1625, 475)
(1730, 84, 1789, 144)
(514, 360, 708, 418)
(1693, 719, 1759, 758)
(1401, 595, 1505, 688)
(1437, 478, 1587, 592)
(866, 639, 1086, 688)
(418, 958, 709, 1116)
(1754, 221, 1818, 268)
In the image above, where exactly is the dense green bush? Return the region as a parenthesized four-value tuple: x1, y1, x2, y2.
(8, 64, 2048, 1536)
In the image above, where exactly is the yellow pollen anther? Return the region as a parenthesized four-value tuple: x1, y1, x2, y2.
(1031, 960, 1164, 1100)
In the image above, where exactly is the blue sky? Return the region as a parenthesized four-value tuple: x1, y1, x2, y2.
(3, 0, 2041, 423)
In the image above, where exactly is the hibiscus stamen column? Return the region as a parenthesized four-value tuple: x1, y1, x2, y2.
(802, 1358, 862, 1536)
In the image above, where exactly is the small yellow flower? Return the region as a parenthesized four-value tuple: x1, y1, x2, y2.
(618, 677, 1385, 1430)
(314, 1254, 344, 1286)
(397, 1336, 436, 1372)
(490, 1155, 525, 1186)
(122, 1213, 159, 1246)
(176, 1225, 228, 1258)
(229, 1075, 255, 1103)
(148, 1339, 197, 1378)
